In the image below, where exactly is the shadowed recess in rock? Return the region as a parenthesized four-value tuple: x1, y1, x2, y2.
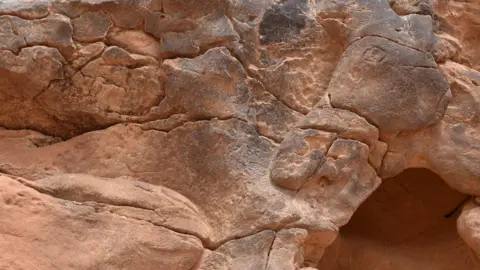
(317, 168, 479, 270)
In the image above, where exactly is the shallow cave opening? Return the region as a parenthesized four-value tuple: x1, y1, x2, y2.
(317, 168, 480, 270)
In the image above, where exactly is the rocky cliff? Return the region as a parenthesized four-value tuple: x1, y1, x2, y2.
(0, 0, 480, 269)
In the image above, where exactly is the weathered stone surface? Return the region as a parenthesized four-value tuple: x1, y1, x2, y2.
(432, 32, 463, 64)
(71, 11, 112, 42)
(266, 228, 309, 270)
(159, 32, 200, 58)
(259, 0, 317, 44)
(20, 173, 212, 240)
(249, 55, 339, 114)
(101, 45, 136, 65)
(295, 139, 381, 227)
(0, 119, 301, 247)
(345, 0, 438, 53)
(302, 231, 339, 267)
(156, 47, 251, 120)
(0, 46, 65, 100)
(388, 0, 434, 15)
(163, 0, 230, 19)
(144, 12, 197, 38)
(191, 13, 240, 49)
(382, 61, 480, 195)
(107, 27, 161, 58)
(0, 13, 75, 57)
(71, 41, 106, 69)
(457, 200, 480, 258)
(0, 0, 50, 19)
(0, 16, 27, 52)
(197, 249, 231, 270)
(439, 61, 480, 124)
(247, 78, 305, 142)
(436, 0, 480, 71)
(270, 128, 336, 190)
(140, 114, 189, 132)
(296, 107, 387, 170)
(202, 230, 275, 270)
(380, 151, 408, 178)
(51, 0, 146, 28)
(246, 0, 342, 116)
(37, 47, 166, 118)
(329, 36, 451, 132)
(11, 13, 76, 59)
(0, 0, 480, 269)
(0, 174, 204, 270)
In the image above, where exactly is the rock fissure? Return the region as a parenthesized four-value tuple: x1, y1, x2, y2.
(264, 232, 276, 270)
(350, 34, 428, 55)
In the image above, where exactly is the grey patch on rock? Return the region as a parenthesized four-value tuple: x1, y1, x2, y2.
(363, 46, 387, 63)
(72, 11, 112, 42)
(259, 0, 310, 44)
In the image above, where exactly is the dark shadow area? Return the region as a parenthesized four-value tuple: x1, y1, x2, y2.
(317, 168, 480, 270)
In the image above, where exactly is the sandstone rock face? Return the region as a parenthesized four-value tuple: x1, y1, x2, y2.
(0, 174, 204, 270)
(0, 0, 479, 269)
(436, 0, 480, 71)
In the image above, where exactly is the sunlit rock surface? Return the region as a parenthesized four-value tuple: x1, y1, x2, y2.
(0, 0, 480, 269)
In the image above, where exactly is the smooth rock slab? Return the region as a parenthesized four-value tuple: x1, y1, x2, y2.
(0, 0, 50, 19)
(329, 36, 451, 132)
(0, 175, 204, 270)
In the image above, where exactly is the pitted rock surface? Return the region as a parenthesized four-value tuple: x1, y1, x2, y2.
(0, 0, 480, 269)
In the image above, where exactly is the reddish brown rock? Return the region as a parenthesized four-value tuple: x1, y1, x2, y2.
(383, 61, 480, 195)
(106, 27, 161, 58)
(11, 13, 76, 59)
(266, 228, 309, 270)
(458, 200, 480, 259)
(51, 0, 147, 29)
(296, 107, 387, 170)
(0, 46, 65, 100)
(270, 129, 336, 190)
(144, 12, 197, 38)
(156, 47, 251, 120)
(0, 16, 27, 53)
(294, 139, 381, 228)
(328, 36, 451, 132)
(0, 174, 204, 270)
(247, 78, 305, 142)
(21, 173, 212, 240)
(0, 0, 479, 269)
(201, 230, 275, 269)
(436, 0, 480, 70)
(0, 0, 50, 19)
(0, 13, 75, 58)
(163, 0, 230, 19)
(0, 119, 301, 247)
(71, 11, 112, 42)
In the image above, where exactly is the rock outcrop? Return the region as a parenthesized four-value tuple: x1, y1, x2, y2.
(0, 0, 479, 269)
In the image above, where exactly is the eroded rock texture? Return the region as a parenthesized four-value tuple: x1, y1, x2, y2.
(0, 0, 479, 269)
